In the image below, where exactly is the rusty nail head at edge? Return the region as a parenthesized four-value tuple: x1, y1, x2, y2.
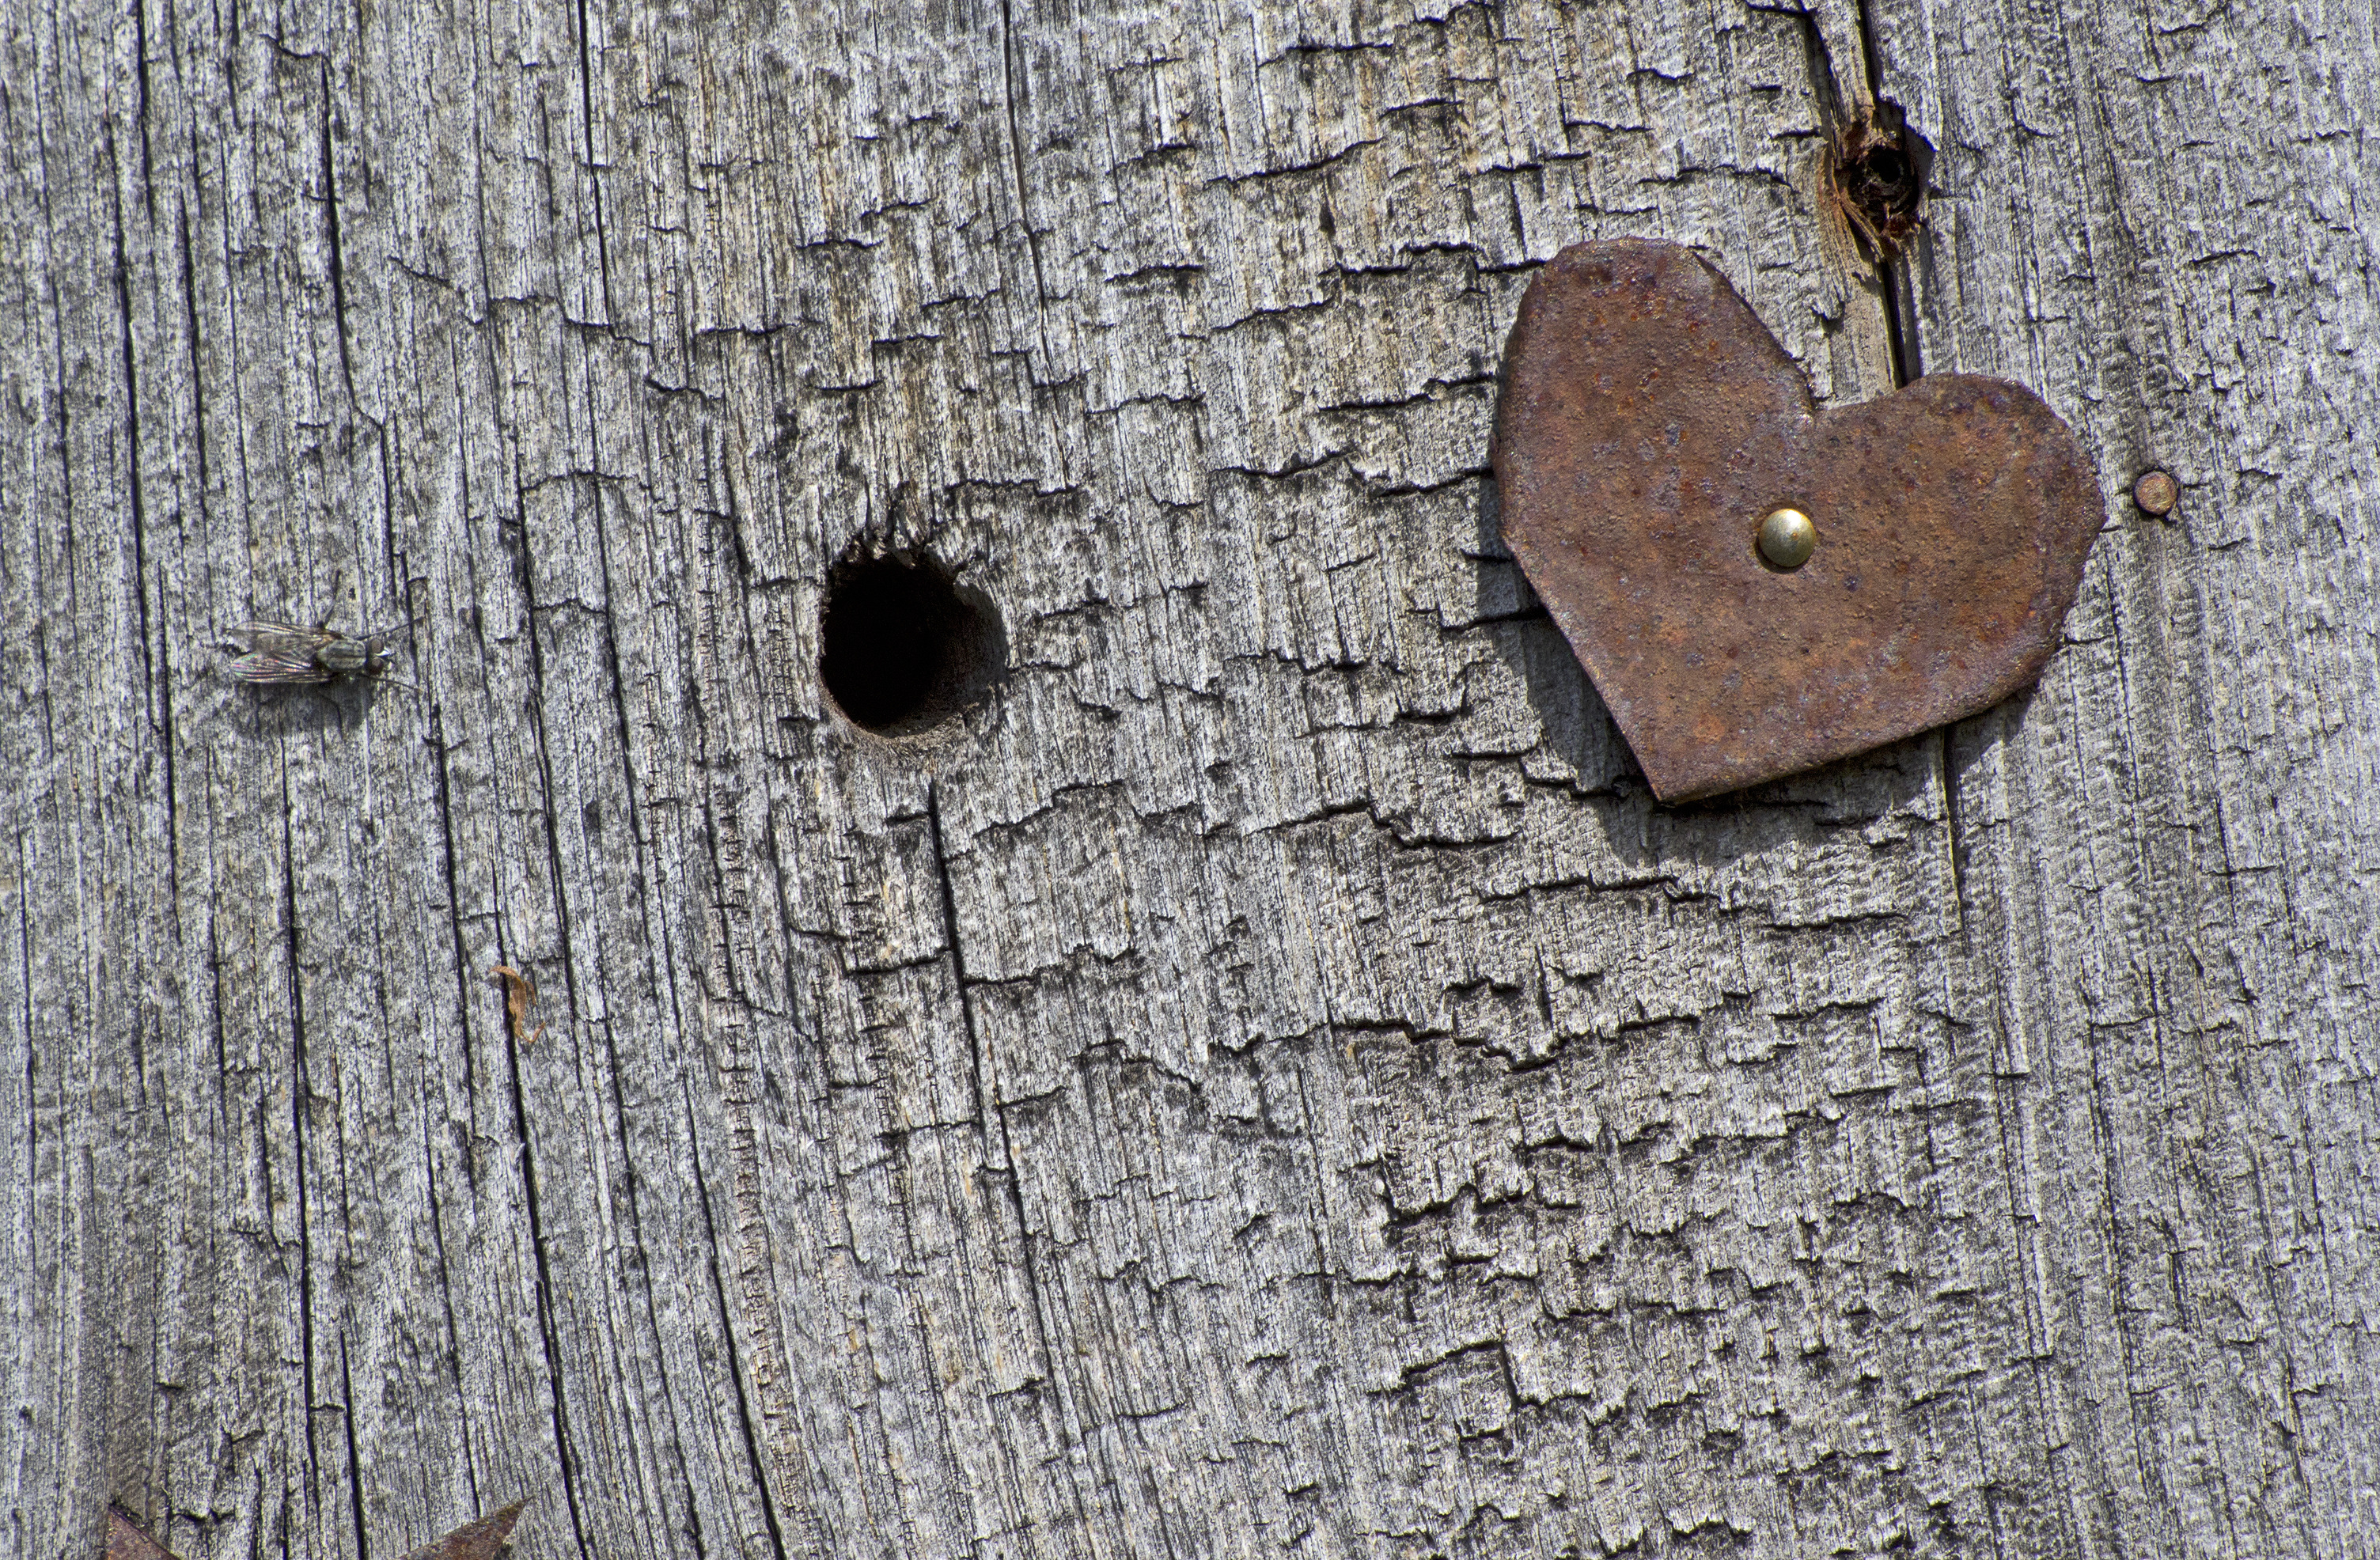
(2133, 469, 2178, 517)
(1490, 238, 2105, 802)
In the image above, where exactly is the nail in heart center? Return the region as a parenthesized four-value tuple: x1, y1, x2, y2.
(1490, 239, 2103, 801)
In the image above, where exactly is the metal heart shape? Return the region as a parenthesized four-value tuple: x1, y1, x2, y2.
(1491, 239, 2103, 801)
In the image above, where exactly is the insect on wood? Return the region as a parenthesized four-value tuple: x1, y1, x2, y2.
(224, 620, 417, 692)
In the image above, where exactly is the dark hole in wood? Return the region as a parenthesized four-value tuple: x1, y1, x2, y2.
(818, 551, 1006, 735)
(1828, 98, 1931, 262)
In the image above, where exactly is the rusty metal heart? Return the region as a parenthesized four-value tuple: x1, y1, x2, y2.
(1491, 239, 2103, 801)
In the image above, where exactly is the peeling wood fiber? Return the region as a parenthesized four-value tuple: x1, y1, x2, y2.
(3, 0, 2374, 1558)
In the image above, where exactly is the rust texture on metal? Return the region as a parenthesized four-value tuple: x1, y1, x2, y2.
(1491, 239, 2104, 803)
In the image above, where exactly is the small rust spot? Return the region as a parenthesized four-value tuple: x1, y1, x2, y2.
(1491, 239, 2103, 801)
(491, 965, 544, 1045)
(2132, 469, 2179, 517)
(1829, 100, 1929, 262)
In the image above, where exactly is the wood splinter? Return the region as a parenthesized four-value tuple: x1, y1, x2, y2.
(106, 1509, 184, 1560)
(491, 966, 546, 1045)
(400, 1499, 529, 1560)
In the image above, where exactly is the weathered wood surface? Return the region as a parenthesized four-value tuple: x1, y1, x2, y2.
(4, 0, 2374, 1555)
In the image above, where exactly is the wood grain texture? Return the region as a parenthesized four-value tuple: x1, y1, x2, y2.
(0, 0, 2369, 1557)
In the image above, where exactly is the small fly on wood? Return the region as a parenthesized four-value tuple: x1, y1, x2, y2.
(225, 620, 419, 693)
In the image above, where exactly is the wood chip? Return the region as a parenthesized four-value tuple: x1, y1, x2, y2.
(400, 1500, 527, 1560)
(105, 1509, 183, 1560)
(490, 965, 545, 1045)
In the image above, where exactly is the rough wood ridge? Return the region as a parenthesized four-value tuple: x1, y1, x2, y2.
(2, 0, 2373, 1557)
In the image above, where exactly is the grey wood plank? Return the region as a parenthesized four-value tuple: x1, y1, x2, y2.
(3, 0, 2370, 1557)
(1871, 0, 2380, 1553)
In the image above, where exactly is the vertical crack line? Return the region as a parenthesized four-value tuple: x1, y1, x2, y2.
(1289, 1066, 1341, 1315)
(577, 468, 680, 1116)
(586, 492, 648, 875)
(418, 1073, 472, 1460)
(104, 123, 156, 697)
(157, 599, 178, 907)
(1937, 728, 1969, 945)
(1849, 0, 1887, 134)
(175, 201, 211, 497)
(108, 107, 183, 906)
(923, 783, 1063, 1388)
(683, 536, 828, 1558)
(995, 0, 1057, 370)
(316, 62, 358, 403)
(339, 1338, 373, 1560)
(1851, 0, 1923, 381)
(1878, 256, 1915, 388)
(423, 706, 483, 1172)
(502, 1008, 597, 1560)
(513, 496, 583, 1034)
(1791, 2, 1921, 389)
(570, 0, 616, 323)
(16, 832, 36, 1362)
(1789, 2, 1851, 129)
(414, 711, 493, 1537)
(33, 82, 71, 765)
(587, 1021, 715, 1560)
(377, 427, 405, 651)
(131, 0, 156, 225)
(276, 763, 321, 1520)
(684, 1088, 791, 1560)
(500, 490, 596, 1560)
(1979, 903, 2072, 1560)
(923, 784, 991, 1153)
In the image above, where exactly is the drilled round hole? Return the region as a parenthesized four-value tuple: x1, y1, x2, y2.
(818, 551, 1006, 735)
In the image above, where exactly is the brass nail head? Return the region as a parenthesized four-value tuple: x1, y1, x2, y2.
(2133, 469, 2178, 517)
(1757, 507, 1817, 570)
